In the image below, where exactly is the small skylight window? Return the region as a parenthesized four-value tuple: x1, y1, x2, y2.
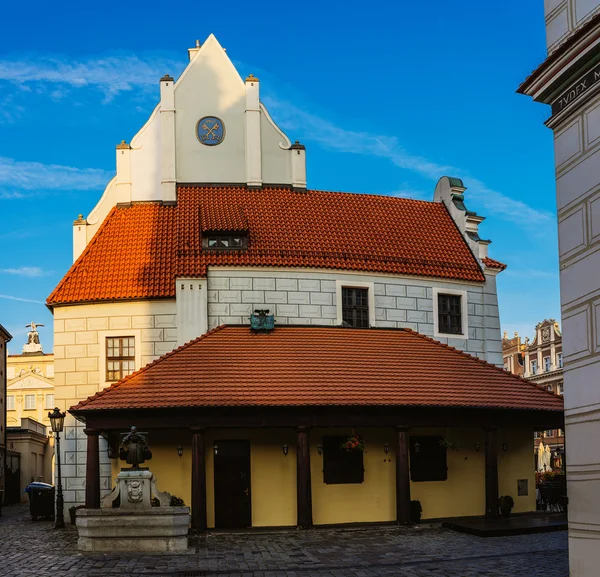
(204, 234, 247, 250)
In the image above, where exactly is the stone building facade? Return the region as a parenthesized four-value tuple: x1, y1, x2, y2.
(0, 324, 12, 508)
(519, 3, 600, 574)
(49, 36, 508, 518)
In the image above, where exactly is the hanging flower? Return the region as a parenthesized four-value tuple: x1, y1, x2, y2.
(341, 430, 365, 452)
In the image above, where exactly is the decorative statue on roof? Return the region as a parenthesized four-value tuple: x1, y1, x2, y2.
(119, 426, 152, 469)
(23, 321, 44, 354)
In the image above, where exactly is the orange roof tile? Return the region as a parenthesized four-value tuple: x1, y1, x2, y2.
(48, 186, 486, 306)
(71, 326, 563, 412)
(482, 257, 507, 271)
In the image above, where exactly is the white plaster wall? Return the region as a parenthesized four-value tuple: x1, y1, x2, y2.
(130, 105, 162, 202)
(551, 82, 600, 577)
(52, 300, 177, 517)
(203, 267, 502, 366)
(260, 106, 293, 185)
(174, 35, 246, 184)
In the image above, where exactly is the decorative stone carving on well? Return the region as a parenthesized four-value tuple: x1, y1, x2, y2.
(76, 426, 190, 553)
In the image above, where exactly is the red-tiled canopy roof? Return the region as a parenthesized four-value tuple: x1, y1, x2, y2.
(48, 186, 486, 306)
(482, 257, 507, 271)
(71, 326, 563, 413)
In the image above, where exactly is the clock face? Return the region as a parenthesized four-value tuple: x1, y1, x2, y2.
(197, 116, 225, 145)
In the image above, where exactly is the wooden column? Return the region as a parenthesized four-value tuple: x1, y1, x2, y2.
(396, 426, 411, 524)
(296, 427, 313, 528)
(191, 428, 207, 532)
(485, 427, 499, 518)
(84, 428, 101, 509)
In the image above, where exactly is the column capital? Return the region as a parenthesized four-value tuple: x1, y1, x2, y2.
(395, 425, 410, 432)
(84, 428, 101, 436)
(190, 427, 206, 434)
(296, 425, 311, 433)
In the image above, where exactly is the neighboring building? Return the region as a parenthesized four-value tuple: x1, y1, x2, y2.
(0, 324, 12, 511)
(502, 331, 525, 377)
(6, 418, 53, 503)
(7, 323, 55, 429)
(503, 321, 565, 454)
(48, 35, 564, 527)
(518, 4, 600, 574)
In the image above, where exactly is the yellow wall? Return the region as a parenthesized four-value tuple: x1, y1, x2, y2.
(108, 426, 536, 526)
(409, 427, 485, 520)
(311, 428, 396, 525)
(498, 427, 536, 513)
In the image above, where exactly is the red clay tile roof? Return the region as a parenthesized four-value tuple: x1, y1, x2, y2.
(482, 257, 507, 271)
(48, 186, 486, 306)
(71, 326, 563, 412)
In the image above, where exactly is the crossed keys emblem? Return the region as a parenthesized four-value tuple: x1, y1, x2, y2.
(197, 116, 224, 146)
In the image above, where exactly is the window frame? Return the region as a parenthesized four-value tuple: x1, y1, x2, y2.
(558, 382, 564, 395)
(531, 359, 538, 375)
(24, 394, 36, 410)
(433, 287, 469, 340)
(544, 356, 551, 372)
(6, 395, 15, 411)
(341, 287, 370, 328)
(105, 336, 136, 382)
(322, 435, 365, 484)
(44, 393, 55, 409)
(557, 352, 563, 368)
(202, 233, 248, 251)
(335, 281, 376, 327)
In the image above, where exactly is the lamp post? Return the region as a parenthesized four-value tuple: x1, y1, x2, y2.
(48, 407, 66, 529)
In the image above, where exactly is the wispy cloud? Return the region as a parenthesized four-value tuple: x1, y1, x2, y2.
(0, 157, 112, 198)
(263, 96, 553, 227)
(0, 294, 45, 304)
(0, 52, 183, 102)
(0, 266, 49, 277)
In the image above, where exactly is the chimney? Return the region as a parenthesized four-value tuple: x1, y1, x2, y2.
(160, 74, 176, 203)
(115, 140, 132, 203)
(291, 141, 307, 190)
(73, 214, 88, 262)
(245, 74, 262, 187)
(188, 39, 201, 61)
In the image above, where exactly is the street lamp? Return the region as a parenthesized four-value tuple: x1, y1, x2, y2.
(48, 407, 66, 529)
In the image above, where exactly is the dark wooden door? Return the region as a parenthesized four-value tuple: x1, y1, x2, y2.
(214, 440, 251, 528)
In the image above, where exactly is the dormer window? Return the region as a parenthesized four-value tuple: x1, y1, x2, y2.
(204, 233, 247, 250)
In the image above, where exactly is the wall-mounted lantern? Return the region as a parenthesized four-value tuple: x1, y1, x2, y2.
(475, 443, 481, 453)
(414, 440, 421, 454)
(213, 443, 219, 456)
(383, 442, 390, 455)
(317, 443, 323, 456)
(282, 444, 289, 457)
(177, 445, 183, 458)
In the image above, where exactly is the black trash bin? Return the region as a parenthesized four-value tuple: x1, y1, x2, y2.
(25, 482, 55, 521)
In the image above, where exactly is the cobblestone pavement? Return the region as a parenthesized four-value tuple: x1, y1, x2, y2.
(0, 504, 568, 577)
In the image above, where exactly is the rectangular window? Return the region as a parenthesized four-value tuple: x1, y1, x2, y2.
(341, 288, 369, 328)
(544, 430, 554, 438)
(45, 394, 54, 409)
(322, 436, 364, 484)
(534, 431, 540, 439)
(24, 394, 36, 410)
(547, 384, 553, 392)
(531, 360, 538, 375)
(106, 337, 135, 382)
(544, 356, 551, 372)
(558, 429, 563, 437)
(6, 395, 14, 410)
(557, 353, 563, 368)
(558, 382, 564, 395)
(437, 294, 462, 335)
(410, 436, 448, 482)
(204, 234, 247, 250)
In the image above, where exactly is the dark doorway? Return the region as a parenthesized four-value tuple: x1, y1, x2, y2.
(214, 440, 251, 528)
(5, 452, 21, 505)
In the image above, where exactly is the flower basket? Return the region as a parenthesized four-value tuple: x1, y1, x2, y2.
(341, 430, 365, 452)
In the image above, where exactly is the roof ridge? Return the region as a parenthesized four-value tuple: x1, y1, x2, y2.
(47, 206, 118, 305)
(71, 325, 228, 411)
(401, 328, 563, 403)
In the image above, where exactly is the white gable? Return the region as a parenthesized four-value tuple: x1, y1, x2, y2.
(8, 373, 54, 390)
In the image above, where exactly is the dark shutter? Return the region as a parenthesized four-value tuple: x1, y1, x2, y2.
(409, 436, 448, 482)
(323, 436, 364, 484)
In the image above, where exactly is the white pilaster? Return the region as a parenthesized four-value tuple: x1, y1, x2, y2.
(72, 215, 87, 262)
(291, 141, 307, 189)
(160, 75, 176, 203)
(176, 278, 208, 346)
(245, 74, 262, 187)
(115, 140, 132, 202)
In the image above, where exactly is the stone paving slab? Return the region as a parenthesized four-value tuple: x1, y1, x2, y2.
(0, 504, 568, 577)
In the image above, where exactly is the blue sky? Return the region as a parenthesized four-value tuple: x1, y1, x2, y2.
(0, 0, 556, 352)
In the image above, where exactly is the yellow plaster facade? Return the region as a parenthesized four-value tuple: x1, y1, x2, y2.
(7, 352, 55, 428)
(108, 426, 535, 527)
